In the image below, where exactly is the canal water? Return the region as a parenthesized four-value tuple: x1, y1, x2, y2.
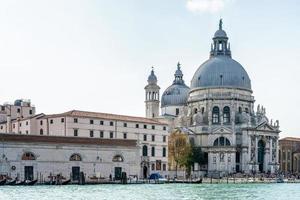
(1, 183, 299, 200)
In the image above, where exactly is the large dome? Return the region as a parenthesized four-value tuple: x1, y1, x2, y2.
(191, 56, 251, 90)
(190, 19, 251, 91)
(161, 63, 190, 107)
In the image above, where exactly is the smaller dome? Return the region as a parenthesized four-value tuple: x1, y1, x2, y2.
(161, 84, 190, 107)
(147, 68, 157, 84)
(161, 63, 190, 107)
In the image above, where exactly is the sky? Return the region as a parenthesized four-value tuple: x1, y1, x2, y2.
(0, 0, 299, 137)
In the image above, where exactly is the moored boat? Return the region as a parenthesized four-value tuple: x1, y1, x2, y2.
(0, 179, 7, 186)
(15, 180, 25, 186)
(61, 179, 71, 185)
(6, 179, 17, 186)
(25, 179, 38, 186)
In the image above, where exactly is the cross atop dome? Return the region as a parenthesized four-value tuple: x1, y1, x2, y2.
(219, 18, 223, 30)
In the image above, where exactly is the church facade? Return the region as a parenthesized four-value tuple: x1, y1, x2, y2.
(145, 20, 280, 175)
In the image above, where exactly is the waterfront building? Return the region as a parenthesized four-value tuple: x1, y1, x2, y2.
(279, 137, 300, 173)
(0, 108, 168, 180)
(147, 20, 281, 175)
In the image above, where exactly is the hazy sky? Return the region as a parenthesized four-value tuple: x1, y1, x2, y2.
(0, 0, 299, 137)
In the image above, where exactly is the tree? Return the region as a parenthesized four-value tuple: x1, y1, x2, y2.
(168, 129, 190, 177)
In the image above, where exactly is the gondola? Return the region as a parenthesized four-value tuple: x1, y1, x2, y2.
(44, 180, 56, 185)
(15, 180, 25, 186)
(24, 179, 38, 186)
(61, 179, 71, 185)
(0, 179, 6, 186)
(6, 179, 17, 186)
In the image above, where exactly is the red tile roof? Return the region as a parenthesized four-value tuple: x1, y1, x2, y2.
(39, 110, 168, 125)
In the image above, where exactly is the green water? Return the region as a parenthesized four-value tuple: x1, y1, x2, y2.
(0, 183, 299, 200)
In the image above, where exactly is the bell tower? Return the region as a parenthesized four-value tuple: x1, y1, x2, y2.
(145, 67, 160, 118)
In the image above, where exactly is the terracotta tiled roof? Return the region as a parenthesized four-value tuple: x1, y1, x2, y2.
(0, 133, 137, 147)
(279, 137, 300, 142)
(39, 110, 168, 125)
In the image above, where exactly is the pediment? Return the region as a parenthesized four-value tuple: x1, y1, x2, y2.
(212, 126, 232, 134)
(256, 122, 276, 132)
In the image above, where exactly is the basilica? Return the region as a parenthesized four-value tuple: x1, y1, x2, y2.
(145, 20, 280, 175)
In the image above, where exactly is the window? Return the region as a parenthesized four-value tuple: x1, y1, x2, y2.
(163, 126, 167, 131)
(1, 106, 4, 111)
(223, 106, 230, 124)
(123, 123, 127, 127)
(152, 125, 155, 130)
(162, 147, 166, 157)
(152, 135, 155, 142)
(123, 133, 127, 139)
(0, 126, 2, 130)
(26, 121, 28, 125)
(110, 132, 114, 138)
(26, 130, 28, 134)
(40, 120, 43, 126)
(100, 131, 104, 138)
(29, 110, 33, 115)
(163, 136, 166, 142)
(212, 106, 220, 124)
(40, 129, 43, 135)
(50, 119, 53, 124)
(112, 155, 124, 162)
(70, 154, 82, 161)
(74, 129, 78, 137)
(163, 164, 166, 171)
(238, 107, 242, 113)
(19, 123, 22, 127)
(144, 125, 147, 129)
(90, 130, 94, 137)
(17, 108, 20, 113)
(22, 152, 36, 160)
(176, 108, 179, 116)
(61, 118, 64, 123)
(100, 121, 104, 125)
(151, 146, 155, 157)
(110, 121, 114, 126)
(245, 108, 249, 113)
(213, 137, 230, 146)
(90, 119, 94, 124)
(142, 145, 148, 156)
(143, 134, 147, 141)
(13, 124, 15, 128)
(74, 118, 78, 123)
(136, 124, 139, 128)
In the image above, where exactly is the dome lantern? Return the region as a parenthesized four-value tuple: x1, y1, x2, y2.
(210, 19, 231, 58)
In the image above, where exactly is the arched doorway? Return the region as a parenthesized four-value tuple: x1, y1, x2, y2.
(143, 166, 148, 179)
(258, 140, 265, 172)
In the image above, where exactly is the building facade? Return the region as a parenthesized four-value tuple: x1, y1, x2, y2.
(279, 137, 300, 173)
(0, 108, 169, 179)
(147, 19, 281, 175)
(0, 134, 139, 182)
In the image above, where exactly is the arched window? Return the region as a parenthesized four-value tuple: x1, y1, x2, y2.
(112, 155, 124, 162)
(162, 147, 166, 157)
(212, 107, 220, 124)
(142, 145, 148, 156)
(151, 147, 155, 157)
(70, 153, 82, 161)
(213, 137, 231, 146)
(223, 106, 230, 124)
(245, 108, 249, 113)
(40, 129, 43, 135)
(22, 152, 36, 160)
(238, 107, 242, 113)
(194, 108, 198, 114)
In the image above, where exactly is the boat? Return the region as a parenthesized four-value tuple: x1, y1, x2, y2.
(44, 180, 56, 185)
(61, 179, 71, 185)
(15, 180, 25, 186)
(0, 179, 7, 186)
(191, 178, 202, 184)
(6, 179, 17, 186)
(25, 179, 38, 186)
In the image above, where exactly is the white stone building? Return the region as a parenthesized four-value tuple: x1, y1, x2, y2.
(0, 108, 169, 180)
(146, 20, 280, 176)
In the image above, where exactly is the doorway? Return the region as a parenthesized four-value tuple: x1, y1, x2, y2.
(72, 166, 80, 181)
(114, 167, 122, 180)
(24, 166, 34, 181)
(143, 166, 148, 179)
(258, 140, 265, 172)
